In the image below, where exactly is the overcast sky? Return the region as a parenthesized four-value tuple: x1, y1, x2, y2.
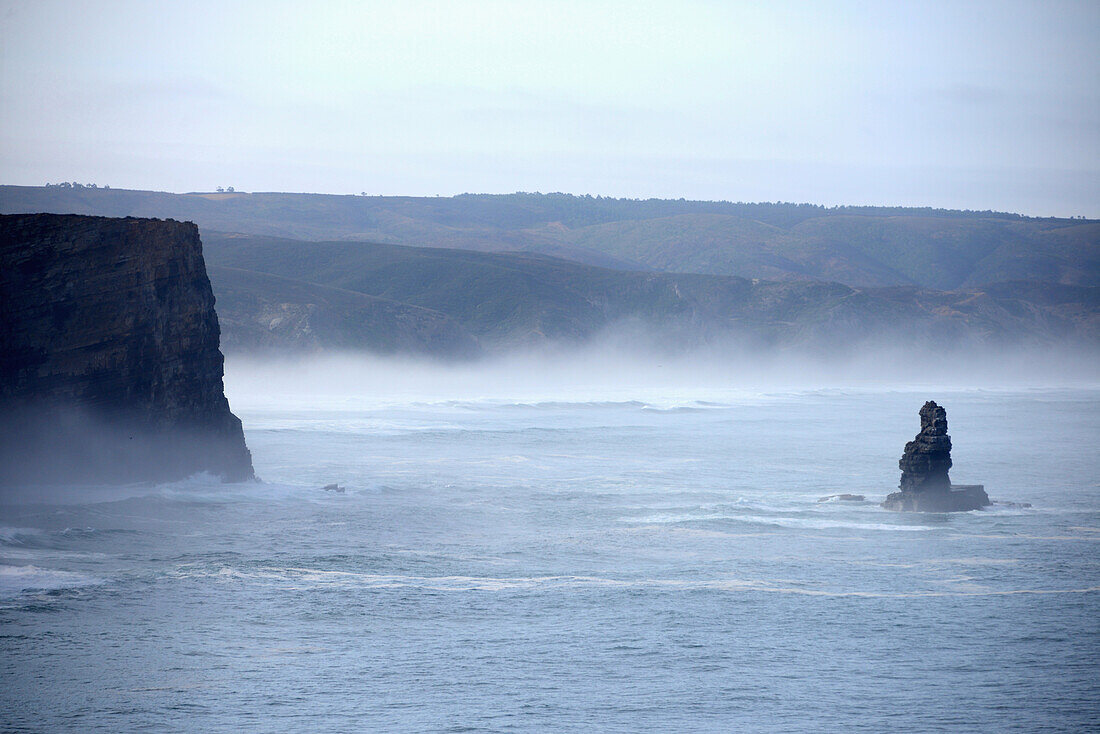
(1, 0, 1097, 216)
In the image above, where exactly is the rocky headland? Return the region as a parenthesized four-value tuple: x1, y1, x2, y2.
(0, 213, 253, 484)
(883, 401, 989, 512)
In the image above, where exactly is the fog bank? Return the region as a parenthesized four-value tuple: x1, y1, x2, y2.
(224, 341, 1100, 410)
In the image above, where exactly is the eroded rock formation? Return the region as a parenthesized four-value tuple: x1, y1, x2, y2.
(899, 401, 953, 492)
(0, 213, 254, 484)
(883, 401, 989, 512)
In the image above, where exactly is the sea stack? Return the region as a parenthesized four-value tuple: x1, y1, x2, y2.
(0, 213, 254, 485)
(883, 401, 990, 512)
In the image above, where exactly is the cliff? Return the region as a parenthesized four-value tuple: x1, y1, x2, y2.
(0, 213, 253, 484)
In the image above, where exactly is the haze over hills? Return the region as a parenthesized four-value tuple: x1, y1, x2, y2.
(2, 185, 1096, 357)
(1, 185, 1096, 289)
(202, 232, 1099, 356)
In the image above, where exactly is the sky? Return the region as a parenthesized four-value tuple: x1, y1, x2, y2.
(1, 0, 1097, 216)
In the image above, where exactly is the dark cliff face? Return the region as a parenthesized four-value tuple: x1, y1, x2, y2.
(0, 213, 253, 484)
(883, 401, 989, 512)
(898, 401, 953, 492)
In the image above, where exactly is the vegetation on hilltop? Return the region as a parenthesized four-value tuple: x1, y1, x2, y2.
(2, 185, 1094, 290)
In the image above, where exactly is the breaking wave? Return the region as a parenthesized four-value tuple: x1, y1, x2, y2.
(0, 564, 103, 598)
(165, 565, 1100, 598)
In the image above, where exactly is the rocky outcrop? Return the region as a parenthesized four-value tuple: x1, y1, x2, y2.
(0, 213, 253, 484)
(883, 401, 989, 512)
(898, 401, 953, 492)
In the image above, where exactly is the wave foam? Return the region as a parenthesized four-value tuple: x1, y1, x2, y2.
(0, 526, 45, 546)
(626, 512, 943, 532)
(0, 564, 103, 598)
(168, 565, 1100, 598)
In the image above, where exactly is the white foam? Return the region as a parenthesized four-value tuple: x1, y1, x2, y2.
(626, 511, 943, 531)
(0, 564, 103, 597)
(0, 526, 44, 545)
(166, 565, 1100, 598)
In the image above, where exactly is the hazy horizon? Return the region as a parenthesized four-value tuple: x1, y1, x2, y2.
(222, 340, 1100, 408)
(8, 182, 1097, 222)
(2, 0, 1097, 218)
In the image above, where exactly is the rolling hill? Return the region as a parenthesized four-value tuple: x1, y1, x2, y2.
(201, 232, 1099, 356)
(2, 186, 1096, 289)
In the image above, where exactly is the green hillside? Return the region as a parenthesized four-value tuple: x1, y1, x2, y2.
(202, 232, 1099, 355)
(208, 264, 478, 356)
(3, 186, 1095, 289)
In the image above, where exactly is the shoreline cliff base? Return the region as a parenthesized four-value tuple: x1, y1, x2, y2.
(0, 213, 253, 485)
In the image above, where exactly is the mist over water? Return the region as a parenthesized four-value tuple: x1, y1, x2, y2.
(3, 346, 1099, 731)
(224, 340, 1100, 409)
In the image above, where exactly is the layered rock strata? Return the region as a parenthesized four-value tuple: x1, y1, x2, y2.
(0, 213, 253, 484)
(883, 401, 989, 512)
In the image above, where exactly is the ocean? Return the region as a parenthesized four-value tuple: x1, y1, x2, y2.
(2, 354, 1098, 732)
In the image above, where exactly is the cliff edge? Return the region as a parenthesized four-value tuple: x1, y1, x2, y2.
(0, 213, 253, 484)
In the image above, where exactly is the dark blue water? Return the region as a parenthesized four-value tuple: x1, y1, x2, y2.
(2, 373, 1098, 732)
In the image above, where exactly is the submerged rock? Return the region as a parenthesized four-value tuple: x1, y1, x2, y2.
(883, 401, 990, 512)
(818, 494, 865, 503)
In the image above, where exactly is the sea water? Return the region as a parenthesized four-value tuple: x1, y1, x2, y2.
(2, 358, 1098, 732)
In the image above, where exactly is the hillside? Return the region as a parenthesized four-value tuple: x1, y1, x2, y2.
(201, 232, 1099, 355)
(208, 264, 478, 357)
(2, 186, 1095, 289)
